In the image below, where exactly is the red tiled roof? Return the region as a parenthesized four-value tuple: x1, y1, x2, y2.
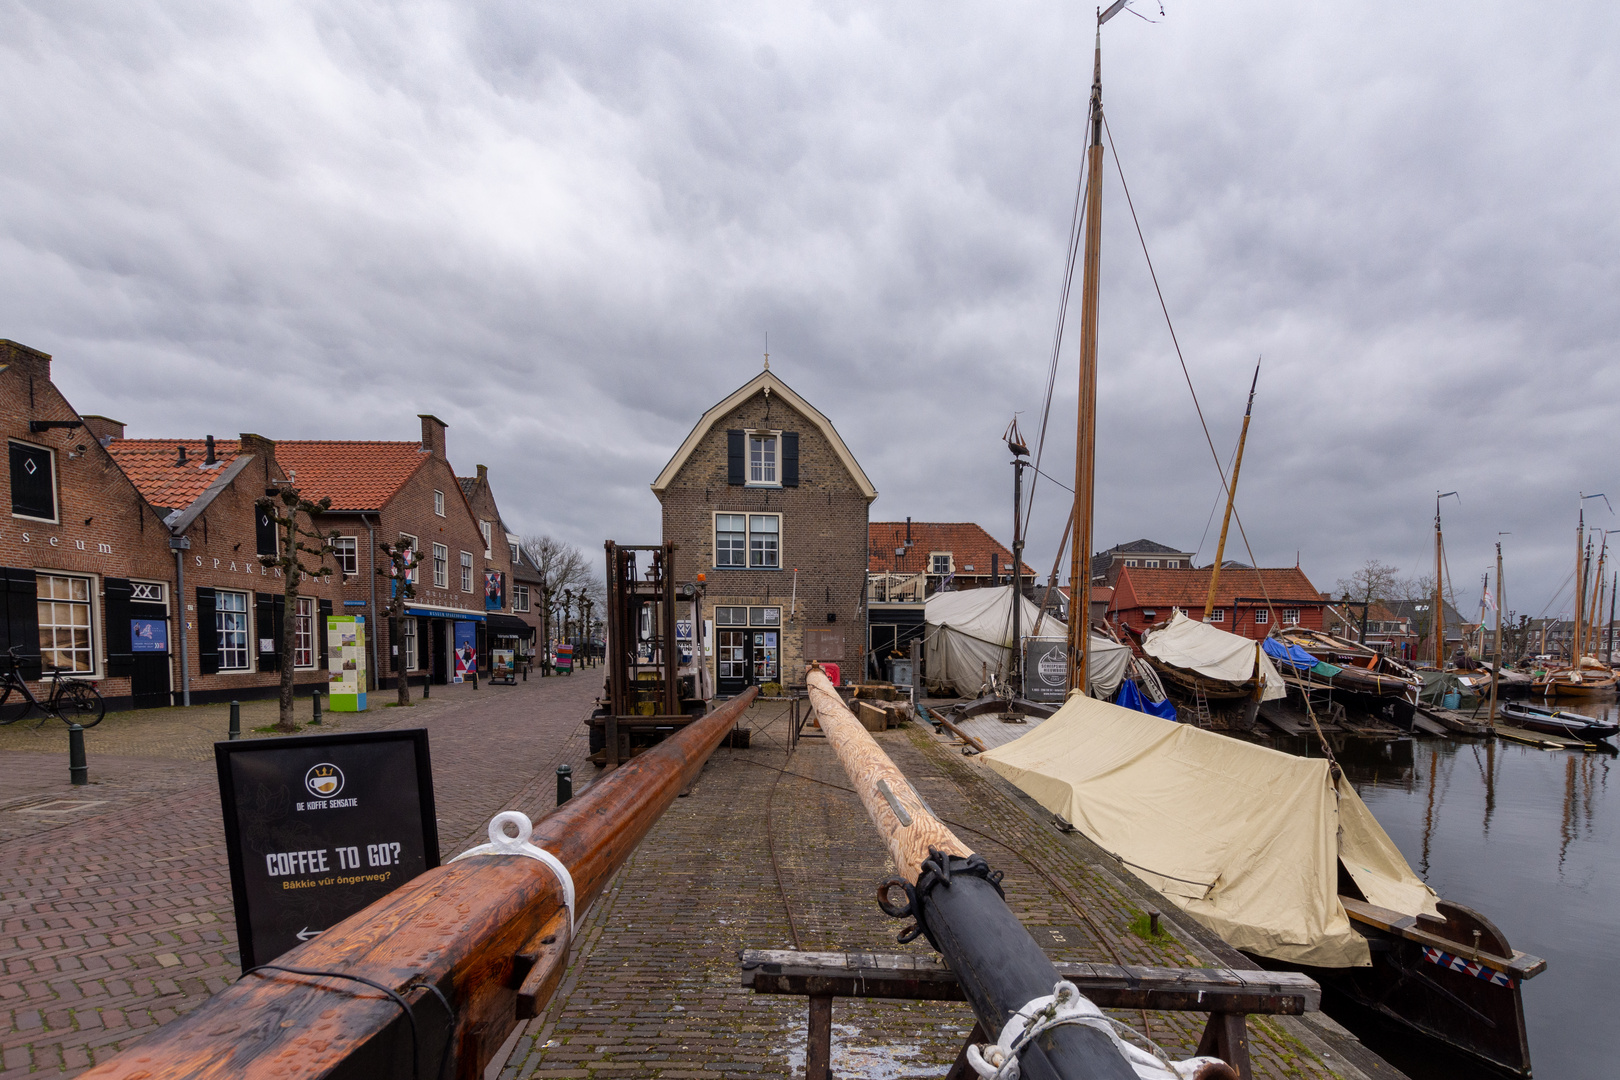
(869, 522, 1035, 577)
(273, 442, 428, 511)
(1112, 566, 1324, 611)
(106, 440, 245, 511)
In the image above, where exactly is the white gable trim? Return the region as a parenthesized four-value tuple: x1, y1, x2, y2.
(651, 371, 877, 501)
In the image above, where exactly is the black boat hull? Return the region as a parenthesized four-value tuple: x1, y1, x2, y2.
(1498, 703, 1619, 741)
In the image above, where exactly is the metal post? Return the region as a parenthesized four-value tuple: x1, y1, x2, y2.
(229, 700, 241, 740)
(556, 764, 573, 806)
(311, 688, 322, 726)
(473, 668, 479, 690)
(68, 723, 87, 786)
(172, 537, 192, 706)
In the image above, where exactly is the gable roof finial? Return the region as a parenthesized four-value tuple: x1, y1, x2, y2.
(763, 330, 770, 371)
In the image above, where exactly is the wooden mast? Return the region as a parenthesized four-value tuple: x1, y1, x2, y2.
(1573, 512, 1586, 665)
(1433, 496, 1446, 669)
(1203, 360, 1260, 621)
(1066, 27, 1105, 693)
(1585, 538, 1606, 660)
(1488, 541, 1503, 728)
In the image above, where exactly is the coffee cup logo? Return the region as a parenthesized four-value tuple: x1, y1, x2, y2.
(305, 763, 345, 798)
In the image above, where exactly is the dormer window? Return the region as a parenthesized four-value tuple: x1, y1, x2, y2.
(930, 553, 952, 575)
(748, 432, 779, 486)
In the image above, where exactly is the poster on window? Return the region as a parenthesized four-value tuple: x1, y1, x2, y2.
(130, 618, 168, 653)
(676, 619, 693, 664)
(327, 616, 368, 712)
(453, 620, 476, 683)
(484, 569, 504, 611)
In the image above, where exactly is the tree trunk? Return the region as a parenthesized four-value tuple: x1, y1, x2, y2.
(277, 568, 298, 732)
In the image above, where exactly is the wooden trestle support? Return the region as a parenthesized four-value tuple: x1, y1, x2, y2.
(81, 686, 759, 1080)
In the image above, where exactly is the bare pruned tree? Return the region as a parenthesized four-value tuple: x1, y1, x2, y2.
(1333, 559, 1403, 604)
(521, 535, 595, 666)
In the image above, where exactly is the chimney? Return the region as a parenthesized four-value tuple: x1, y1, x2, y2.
(419, 414, 448, 460)
(0, 339, 51, 381)
(476, 464, 488, 484)
(991, 551, 999, 585)
(175, 445, 188, 466)
(81, 415, 125, 444)
(905, 517, 912, 545)
(204, 435, 217, 465)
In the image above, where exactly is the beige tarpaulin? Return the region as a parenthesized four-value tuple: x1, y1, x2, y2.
(1141, 610, 1287, 702)
(923, 586, 1130, 698)
(980, 694, 1438, 968)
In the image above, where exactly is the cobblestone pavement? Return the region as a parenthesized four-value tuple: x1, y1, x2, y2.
(500, 707, 1368, 1080)
(0, 670, 604, 1077)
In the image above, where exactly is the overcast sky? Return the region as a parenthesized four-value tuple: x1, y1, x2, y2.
(2, 1, 1616, 621)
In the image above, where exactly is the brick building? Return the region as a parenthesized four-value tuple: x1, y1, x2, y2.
(653, 368, 875, 692)
(1090, 538, 1196, 587)
(867, 520, 1034, 598)
(459, 465, 540, 663)
(1108, 565, 1327, 640)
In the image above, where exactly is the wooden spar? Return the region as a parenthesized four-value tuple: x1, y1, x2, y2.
(1585, 539, 1606, 659)
(1434, 500, 1445, 669)
(1203, 360, 1261, 621)
(1489, 541, 1503, 728)
(1609, 571, 1617, 665)
(804, 668, 1163, 1080)
(1573, 511, 1585, 663)
(82, 686, 759, 1080)
(1031, 504, 1073, 639)
(1066, 30, 1105, 695)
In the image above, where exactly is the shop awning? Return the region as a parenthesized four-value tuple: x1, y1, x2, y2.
(405, 605, 486, 622)
(486, 613, 537, 639)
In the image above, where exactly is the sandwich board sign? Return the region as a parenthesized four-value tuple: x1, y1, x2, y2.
(215, 729, 439, 970)
(1022, 637, 1069, 703)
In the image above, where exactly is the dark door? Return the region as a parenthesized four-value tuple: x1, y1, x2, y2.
(129, 599, 170, 709)
(717, 628, 751, 695)
(430, 619, 449, 684)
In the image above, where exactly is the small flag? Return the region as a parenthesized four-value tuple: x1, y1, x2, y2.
(1483, 587, 1496, 612)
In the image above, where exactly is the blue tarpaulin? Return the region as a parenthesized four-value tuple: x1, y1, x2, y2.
(1262, 637, 1318, 671)
(1116, 678, 1179, 721)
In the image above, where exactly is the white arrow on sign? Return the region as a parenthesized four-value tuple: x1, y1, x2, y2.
(296, 927, 323, 942)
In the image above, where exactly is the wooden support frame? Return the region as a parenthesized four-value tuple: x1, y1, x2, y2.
(741, 950, 1319, 1080)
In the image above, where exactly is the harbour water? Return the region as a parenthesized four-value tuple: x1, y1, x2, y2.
(1266, 703, 1616, 1080)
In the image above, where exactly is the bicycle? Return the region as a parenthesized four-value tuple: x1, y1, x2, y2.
(0, 646, 106, 728)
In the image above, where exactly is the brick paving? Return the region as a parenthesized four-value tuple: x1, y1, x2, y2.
(0, 670, 603, 1077)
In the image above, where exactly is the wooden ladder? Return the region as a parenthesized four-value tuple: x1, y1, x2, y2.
(1193, 686, 1213, 727)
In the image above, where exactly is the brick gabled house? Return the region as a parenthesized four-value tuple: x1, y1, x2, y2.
(867, 521, 1035, 598)
(458, 465, 540, 663)
(1109, 565, 1327, 641)
(653, 368, 876, 691)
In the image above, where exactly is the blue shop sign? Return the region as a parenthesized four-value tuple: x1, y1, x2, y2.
(131, 618, 168, 653)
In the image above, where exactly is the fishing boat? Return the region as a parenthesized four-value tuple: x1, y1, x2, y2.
(1531, 656, 1618, 697)
(1133, 610, 1287, 702)
(1498, 699, 1619, 742)
(1270, 627, 1421, 702)
(1534, 500, 1620, 697)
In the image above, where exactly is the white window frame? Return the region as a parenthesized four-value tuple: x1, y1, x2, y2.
(1209, 608, 1225, 623)
(432, 543, 448, 588)
(36, 572, 96, 676)
(714, 513, 747, 568)
(402, 616, 418, 672)
(333, 536, 359, 577)
(712, 512, 783, 570)
(1284, 608, 1301, 625)
(930, 552, 952, 575)
(460, 550, 474, 593)
(1124, 559, 1138, 568)
(10, 439, 59, 524)
(746, 431, 781, 487)
(294, 596, 316, 669)
(479, 520, 492, 556)
(748, 514, 780, 569)
(434, 489, 445, 516)
(1254, 608, 1270, 625)
(513, 583, 530, 612)
(216, 589, 251, 672)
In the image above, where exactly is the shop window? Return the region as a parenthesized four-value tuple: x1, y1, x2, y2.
(1254, 608, 1270, 625)
(434, 489, 445, 516)
(460, 551, 474, 592)
(9, 441, 57, 522)
(402, 617, 418, 671)
(715, 514, 746, 567)
(714, 606, 748, 626)
(748, 515, 779, 568)
(748, 433, 779, 486)
(294, 597, 315, 668)
(432, 544, 448, 588)
(217, 590, 250, 671)
(333, 536, 358, 577)
(750, 606, 782, 626)
(513, 583, 530, 612)
(37, 573, 92, 673)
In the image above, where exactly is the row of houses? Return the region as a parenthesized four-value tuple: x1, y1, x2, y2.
(0, 338, 545, 711)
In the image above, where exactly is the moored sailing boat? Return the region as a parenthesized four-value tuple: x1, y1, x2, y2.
(1534, 499, 1618, 696)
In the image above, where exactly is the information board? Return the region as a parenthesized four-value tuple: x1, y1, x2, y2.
(1022, 637, 1069, 703)
(327, 615, 367, 711)
(215, 729, 439, 970)
(130, 618, 168, 652)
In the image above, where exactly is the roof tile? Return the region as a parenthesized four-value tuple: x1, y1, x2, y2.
(869, 522, 1035, 577)
(1113, 566, 1323, 610)
(105, 440, 243, 512)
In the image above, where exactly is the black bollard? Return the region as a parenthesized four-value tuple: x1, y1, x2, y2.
(472, 668, 479, 690)
(422, 675, 430, 699)
(229, 700, 241, 741)
(556, 763, 573, 806)
(69, 723, 87, 786)
(311, 689, 322, 725)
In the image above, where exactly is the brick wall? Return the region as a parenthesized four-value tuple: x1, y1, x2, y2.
(659, 390, 870, 685)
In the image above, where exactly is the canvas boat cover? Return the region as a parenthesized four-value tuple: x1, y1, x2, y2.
(1141, 611, 1287, 701)
(980, 694, 1439, 967)
(923, 586, 1129, 698)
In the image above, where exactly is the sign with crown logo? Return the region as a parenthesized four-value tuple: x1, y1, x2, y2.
(214, 729, 439, 969)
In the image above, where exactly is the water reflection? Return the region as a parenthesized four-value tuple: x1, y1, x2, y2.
(1254, 697, 1618, 1080)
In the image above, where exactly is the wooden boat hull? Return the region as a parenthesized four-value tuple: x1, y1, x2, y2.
(1146, 656, 1256, 701)
(1499, 702, 1619, 741)
(1532, 672, 1618, 697)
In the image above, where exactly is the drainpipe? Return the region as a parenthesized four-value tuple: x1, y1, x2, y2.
(171, 535, 192, 706)
(364, 515, 379, 691)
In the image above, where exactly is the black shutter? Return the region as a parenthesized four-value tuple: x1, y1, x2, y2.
(255, 504, 278, 557)
(0, 568, 41, 679)
(9, 442, 56, 520)
(319, 599, 333, 668)
(256, 593, 279, 672)
(105, 578, 134, 678)
(781, 431, 799, 487)
(727, 430, 745, 485)
(196, 587, 219, 675)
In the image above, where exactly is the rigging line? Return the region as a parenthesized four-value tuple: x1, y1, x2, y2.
(1102, 112, 1281, 624)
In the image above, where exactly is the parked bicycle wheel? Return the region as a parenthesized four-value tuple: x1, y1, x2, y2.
(0, 683, 30, 725)
(58, 682, 105, 728)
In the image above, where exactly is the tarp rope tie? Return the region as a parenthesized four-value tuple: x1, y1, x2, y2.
(965, 979, 1230, 1080)
(452, 810, 576, 933)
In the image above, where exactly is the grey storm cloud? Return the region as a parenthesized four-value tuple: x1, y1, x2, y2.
(1, 1, 1616, 619)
